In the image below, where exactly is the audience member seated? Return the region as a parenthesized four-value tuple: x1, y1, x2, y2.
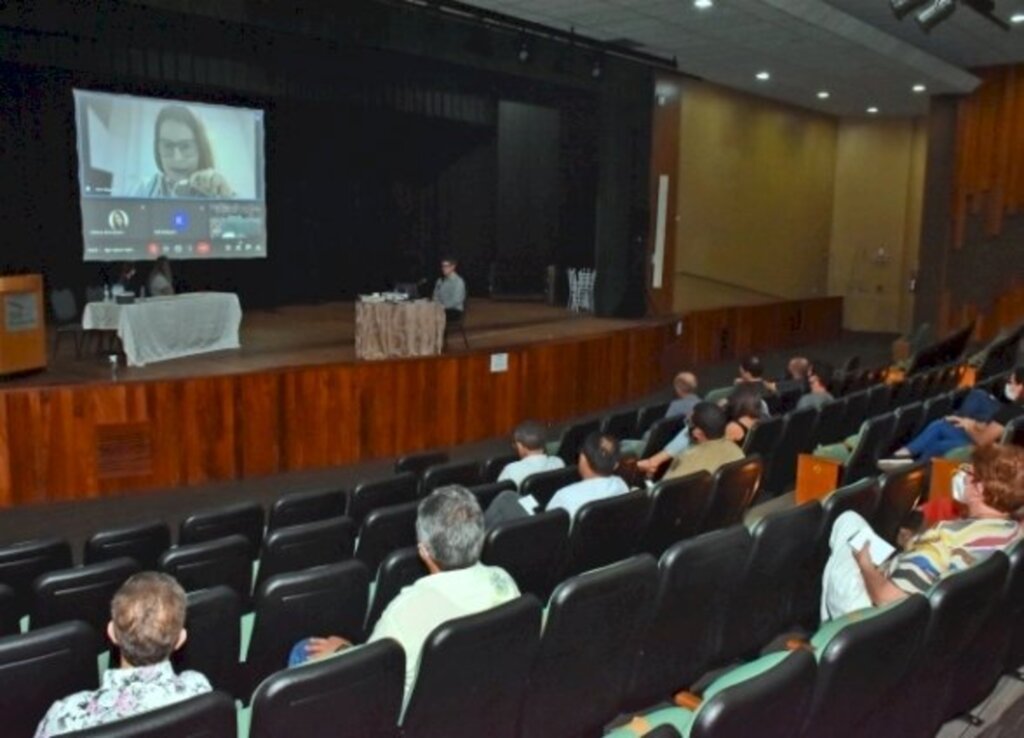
(35, 572, 210, 737)
(880, 366, 1023, 467)
(113, 262, 141, 296)
(704, 356, 771, 405)
(485, 432, 628, 526)
(771, 355, 810, 395)
(432, 255, 466, 324)
(821, 444, 1024, 620)
(621, 371, 701, 457)
(724, 384, 765, 446)
(661, 402, 745, 482)
(497, 420, 566, 488)
(796, 359, 834, 411)
(291, 486, 519, 706)
(666, 371, 701, 419)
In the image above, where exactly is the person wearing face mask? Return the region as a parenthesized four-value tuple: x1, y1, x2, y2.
(880, 365, 1024, 468)
(660, 402, 744, 482)
(821, 443, 1024, 620)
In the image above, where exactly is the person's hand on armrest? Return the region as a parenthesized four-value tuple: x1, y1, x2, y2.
(853, 542, 907, 607)
(305, 636, 352, 660)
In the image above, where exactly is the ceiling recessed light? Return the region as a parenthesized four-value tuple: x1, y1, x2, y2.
(817, 91, 830, 100)
(867, 106, 880, 114)
(1011, 12, 1024, 23)
(694, 0, 714, 8)
(755, 71, 770, 81)
(912, 84, 927, 93)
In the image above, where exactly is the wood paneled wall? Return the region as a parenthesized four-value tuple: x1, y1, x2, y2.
(953, 65, 1024, 247)
(0, 322, 676, 507)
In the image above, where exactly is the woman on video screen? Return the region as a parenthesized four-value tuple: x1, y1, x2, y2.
(135, 105, 235, 198)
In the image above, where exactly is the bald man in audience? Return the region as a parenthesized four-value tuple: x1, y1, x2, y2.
(666, 371, 700, 419)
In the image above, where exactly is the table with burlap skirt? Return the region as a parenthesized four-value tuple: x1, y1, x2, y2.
(355, 300, 446, 360)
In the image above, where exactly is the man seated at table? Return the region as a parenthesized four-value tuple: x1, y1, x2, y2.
(432, 255, 466, 323)
(485, 431, 628, 526)
(498, 420, 566, 489)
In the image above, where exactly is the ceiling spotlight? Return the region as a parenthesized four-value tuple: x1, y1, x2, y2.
(890, 0, 930, 19)
(817, 91, 830, 99)
(1012, 13, 1024, 23)
(517, 39, 530, 63)
(912, 83, 927, 93)
(694, 0, 714, 8)
(755, 71, 770, 81)
(916, 0, 957, 32)
(867, 106, 880, 114)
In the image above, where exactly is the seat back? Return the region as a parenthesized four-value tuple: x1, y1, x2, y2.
(763, 407, 817, 495)
(268, 488, 346, 530)
(802, 595, 930, 738)
(601, 409, 637, 440)
(66, 691, 237, 737)
(419, 459, 482, 495)
(32, 557, 140, 638)
(840, 412, 895, 486)
(865, 384, 893, 419)
(640, 415, 688, 460)
(479, 453, 519, 483)
(0, 538, 72, 617)
(348, 474, 418, 526)
(1003, 540, 1024, 673)
(0, 621, 98, 738)
(889, 402, 924, 453)
(640, 471, 714, 557)
(481, 509, 570, 601)
(624, 527, 752, 710)
(402, 596, 542, 738)
(465, 480, 516, 510)
(245, 560, 370, 695)
(838, 391, 870, 439)
(250, 639, 404, 738)
(741, 416, 784, 468)
(701, 456, 762, 533)
(725, 503, 822, 659)
(691, 650, 817, 738)
(521, 556, 658, 738)
(394, 451, 448, 476)
(635, 402, 670, 437)
(159, 535, 251, 602)
(354, 501, 419, 575)
(812, 399, 848, 447)
(50, 288, 78, 323)
(920, 393, 954, 431)
(562, 491, 649, 578)
(179, 501, 265, 560)
(520, 466, 581, 509)
(0, 584, 17, 637)
(364, 547, 429, 634)
(1002, 416, 1024, 447)
(173, 586, 241, 695)
(555, 419, 602, 465)
(872, 462, 927, 545)
(84, 520, 171, 570)
(255, 516, 356, 591)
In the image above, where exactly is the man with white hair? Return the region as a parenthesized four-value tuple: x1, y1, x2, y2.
(296, 486, 520, 703)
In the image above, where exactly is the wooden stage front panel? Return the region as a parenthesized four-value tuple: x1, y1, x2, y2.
(0, 321, 678, 506)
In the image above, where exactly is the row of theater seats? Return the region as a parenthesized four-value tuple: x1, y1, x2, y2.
(3, 466, 1020, 737)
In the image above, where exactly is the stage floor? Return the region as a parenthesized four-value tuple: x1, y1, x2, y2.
(5, 299, 653, 388)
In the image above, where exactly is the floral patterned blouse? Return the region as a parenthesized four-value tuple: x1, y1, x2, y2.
(34, 661, 211, 737)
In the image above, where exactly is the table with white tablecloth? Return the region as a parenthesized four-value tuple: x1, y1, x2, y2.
(81, 293, 243, 367)
(355, 299, 445, 360)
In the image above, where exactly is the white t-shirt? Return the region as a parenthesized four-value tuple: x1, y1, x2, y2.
(497, 453, 566, 489)
(546, 475, 630, 521)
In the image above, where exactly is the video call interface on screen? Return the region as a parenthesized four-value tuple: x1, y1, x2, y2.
(73, 89, 267, 262)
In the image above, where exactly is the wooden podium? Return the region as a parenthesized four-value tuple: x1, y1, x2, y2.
(0, 274, 47, 375)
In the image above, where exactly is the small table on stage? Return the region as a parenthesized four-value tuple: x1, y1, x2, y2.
(81, 292, 243, 367)
(355, 299, 445, 360)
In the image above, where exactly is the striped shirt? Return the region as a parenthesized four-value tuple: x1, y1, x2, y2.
(888, 517, 1021, 595)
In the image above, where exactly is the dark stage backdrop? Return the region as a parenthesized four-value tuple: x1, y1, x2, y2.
(0, 0, 652, 315)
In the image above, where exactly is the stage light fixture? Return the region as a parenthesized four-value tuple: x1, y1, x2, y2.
(1013, 13, 1024, 23)
(917, 0, 957, 31)
(867, 106, 880, 114)
(890, 0, 930, 19)
(755, 70, 770, 81)
(912, 83, 927, 92)
(694, 0, 714, 9)
(817, 91, 831, 99)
